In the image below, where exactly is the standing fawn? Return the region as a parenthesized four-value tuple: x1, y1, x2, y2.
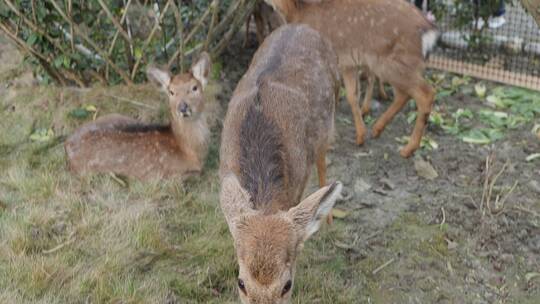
(220, 25, 342, 303)
(65, 53, 212, 180)
(267, 0, 439, 157)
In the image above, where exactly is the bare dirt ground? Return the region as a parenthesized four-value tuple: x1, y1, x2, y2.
(0, 31, 539, 303)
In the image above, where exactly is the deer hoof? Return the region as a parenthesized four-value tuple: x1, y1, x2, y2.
(399, 146, 415, 158)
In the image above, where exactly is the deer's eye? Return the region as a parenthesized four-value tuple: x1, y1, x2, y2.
(169, 90, 174, 96)
(192, 85, 198, 92)
(281, 280, 292, 296)
(238, 278, 247, 295)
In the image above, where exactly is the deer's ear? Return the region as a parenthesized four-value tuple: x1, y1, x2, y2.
(190, 52, 211, 89)
(220, 174, 254, 238)
(146, 66, 171, 91)
(287, 182, 342, 244)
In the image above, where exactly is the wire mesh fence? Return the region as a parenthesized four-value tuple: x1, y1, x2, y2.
(418, 0, 540, 91)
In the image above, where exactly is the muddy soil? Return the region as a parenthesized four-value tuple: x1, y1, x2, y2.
(224, 36, 540, 303)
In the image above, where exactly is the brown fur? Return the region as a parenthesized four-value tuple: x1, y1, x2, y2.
(219, 25, 342, 303)
(267, 0, 438, 157)
(65, 53, 212, 180)
(245, 1, 284, 46)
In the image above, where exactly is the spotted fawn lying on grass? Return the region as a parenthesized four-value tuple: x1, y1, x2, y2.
(267, 0, 439, 157)
(219, 25, 343, 304)
(65, 53, 212, 180)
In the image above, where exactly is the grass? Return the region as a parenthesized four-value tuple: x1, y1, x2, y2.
(0, 71, 363, 302)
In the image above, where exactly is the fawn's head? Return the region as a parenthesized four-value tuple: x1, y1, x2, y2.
(147, 52, 211, 120)
(220, 174, 342, 303)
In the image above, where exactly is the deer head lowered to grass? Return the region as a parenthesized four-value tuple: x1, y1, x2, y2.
(219, 24, 343, 303)
(65, 53, 212, 180)
(266, 0, 439, 157)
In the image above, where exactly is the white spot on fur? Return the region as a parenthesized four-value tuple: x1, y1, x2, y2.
(422, 30, 439, 58)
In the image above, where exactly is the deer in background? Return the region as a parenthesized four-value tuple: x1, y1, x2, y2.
(267, 0, 439, 157)
(65, 53, 212, 180)
(220, 25, 342, 303)
(244, 1, 284, 46)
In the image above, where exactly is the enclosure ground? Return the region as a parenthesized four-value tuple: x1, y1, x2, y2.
(0, 33, 539, 304)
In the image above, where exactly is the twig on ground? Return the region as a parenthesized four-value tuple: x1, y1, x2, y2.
(372, 258, 395, 275)
(102, 93, 158, 110)
(43, 231, 76, 254)
(512, 204, 539, 217)
(493, 180, 518, 215)
(440, 207, 446, 230)
(480, 153, 493, 216)
(486, 160, 509, 213)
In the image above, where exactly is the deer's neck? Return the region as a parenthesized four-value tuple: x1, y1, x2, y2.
(274, 0, 298, 23)
(171, 115, 209, 165)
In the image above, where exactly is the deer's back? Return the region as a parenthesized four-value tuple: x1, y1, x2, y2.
(220, 24, 339, 211)
(65, 115, 200, 180)
(294, 0, 435, 81)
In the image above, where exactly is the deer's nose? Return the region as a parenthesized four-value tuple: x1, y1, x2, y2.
(179, 102, 189, 113)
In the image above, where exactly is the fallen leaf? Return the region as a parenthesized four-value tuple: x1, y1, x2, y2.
(69, 108, 90, 119)
(29, 128, 54, 142)
(461, 128, 504, 144)
(85, 104, 97, 112)
(414, 157, 438, 180)
(475, 83, 487, 98)
(445, 238, 458, 250)
(486, 95, 506, 108)
(332, 208, 349, 219)
(526, 153, 540, 162)
(380, 178, 395, 190)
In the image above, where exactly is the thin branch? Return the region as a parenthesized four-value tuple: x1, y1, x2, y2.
(68, 0, 75, 52)
(102, 93, 158, 110)
(204, 0, 220, 51)
(167, 3, 213, 68)
(372, 258, 395, 275)
(107, 0, 134, 81)
(169, 0, 184, 71)
(97, 0, 132, 43)
(48, 0, 133, 85)
(0, 21, 67, 85)
(211, 0, 256, 56)
(131, 0, 173, 80)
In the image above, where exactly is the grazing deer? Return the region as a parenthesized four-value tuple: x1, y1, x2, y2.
(244, 1, 284, 46)
(219, 25, 343, 303)
(65, 53, 212, 180)
(267, 0, 439, 157)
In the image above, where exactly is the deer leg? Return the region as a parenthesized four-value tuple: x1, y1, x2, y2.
(316, 144, 333, 225)
(378, 78, 389, 100)
(243, 15, 252, 48)
(342, 67, 366, 145)
(361, 73, 375, 116)
(316, 144, 328, 189)
(254, 9, 265, 45)
(372, 87, 410, 138)
(400, 82, 435, 158)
